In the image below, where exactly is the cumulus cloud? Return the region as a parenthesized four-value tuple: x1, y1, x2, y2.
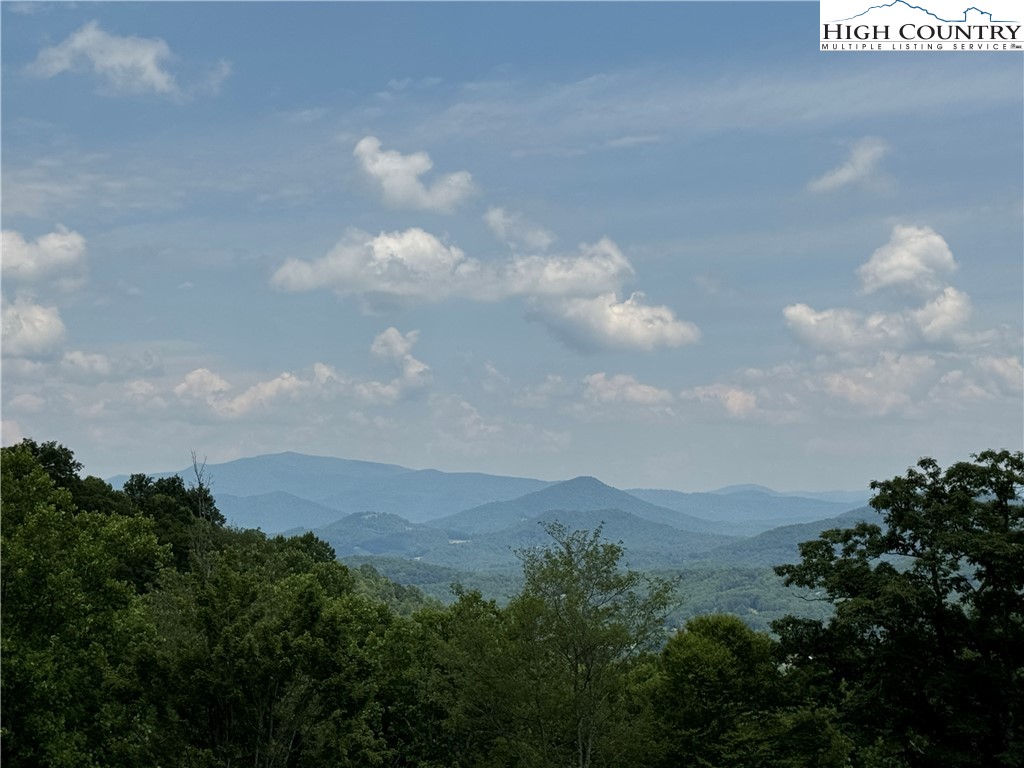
(501, 238, 632, 299)
(485, 207, 556, 251)
(540, 292, 700, 352)
(61, 350, 113, 380)
(174, 368, 307, 417)
(218, 373, 308, 417)
(822, 353, 936, 414)
(273, 229, 634, 306)
(2, 299, 67, 358)
(857, 225, 956, 295)
(274, 228, 695, 352)
(353, 136, 476, 213)
(1, 226, 87, 287)
(26, 20, 230, 99)
(773, 223, 1015, 417)
(809, 137, 889, 193)
(174, 368, 231, 400)
(173, 327, 431, 417)
(975, 356, 1024, 395)
(368, 327, 431, 393)
(783, 304, 910, 352)
(784, 226, 976, 354)
(272, 228, 477, 306)
(681, 384, 758, 417)
(911, 286, 971, 342)
(584, 372, 673, 406)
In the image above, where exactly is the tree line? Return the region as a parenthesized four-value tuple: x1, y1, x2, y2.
(2, 439, 1021, 767)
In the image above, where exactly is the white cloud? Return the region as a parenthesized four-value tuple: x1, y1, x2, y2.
(1, 226, 87, 286)
(911, 286, 971, 342)
(541, 292, 700, 352)
(501, 238, 632, 299)
(274, 230, 694, 352)
(783, 304, 910, 352)
(272, 227, 478, 306)
(173, 367, 307, 417)
(512, 374, 570, 409)
(369, 327, 431, 390)
(28, 20, 179, 95)
(427, 394, 570, 457)
(808, 137, 889, 193)
(785, 226, 977, 354)
(196, 59, 232, 97)
(822, 353, 935, 414)
(174, 368, 232, 400)
(274, 229, 635, 304)
(976, 356, 1024, 395)
(353, 136, 476, 213)
(857, 225, 956, 295)
(485, 207, 556, 251)
(172, 327, 431, 416)
(584, 372, 673, 406)
(682, 384, 758, 417)
(26, 20, 230, 99)
(61, 350, 113, 379)
(218, 373, 307, 417)
(429, 394, 503, 446)
(1, 299, 67, 358)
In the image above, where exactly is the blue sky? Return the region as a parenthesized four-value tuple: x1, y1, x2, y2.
(2, 1, 1021, 492)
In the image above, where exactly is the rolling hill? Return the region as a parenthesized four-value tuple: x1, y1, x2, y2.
(432, 476, 725, 535)
(625, 488, 865, 534)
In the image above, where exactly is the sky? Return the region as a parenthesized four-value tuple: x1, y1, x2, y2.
(2, 1, 1022, 493)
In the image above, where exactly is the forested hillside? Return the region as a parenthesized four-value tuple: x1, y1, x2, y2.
(3, 440, 1021, 768)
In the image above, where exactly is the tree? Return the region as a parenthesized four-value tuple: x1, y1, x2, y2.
(1, 444, 166, 767)
(654, 614, 849, 768)
(774, 450, 1024, 767)
(507, 523, 675, 768)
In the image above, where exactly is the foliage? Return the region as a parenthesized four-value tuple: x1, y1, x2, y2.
(654, 614, 849, 768)
(774, 450, 1024, 767)
(1, 444, 167, 767)
(6, 438, 1018, 768)
(441, 523, 675, 768)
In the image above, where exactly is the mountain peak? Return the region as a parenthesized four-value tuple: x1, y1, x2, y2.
(556, 475, 611, 489)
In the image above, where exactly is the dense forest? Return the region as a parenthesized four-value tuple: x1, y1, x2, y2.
(2, 440, 1021, 768)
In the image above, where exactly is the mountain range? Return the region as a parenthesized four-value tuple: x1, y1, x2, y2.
(109, 451, 875, 576)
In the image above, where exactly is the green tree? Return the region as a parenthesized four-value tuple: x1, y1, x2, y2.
(774, 450, 1024, 767)
(654, 614, 849, 768)
(1, 444, 166, 767)
(140, 529, 394, 768)
(458, 523, 675, 768)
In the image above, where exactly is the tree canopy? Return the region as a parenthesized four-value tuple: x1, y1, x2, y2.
(3, 440, 1020, 768)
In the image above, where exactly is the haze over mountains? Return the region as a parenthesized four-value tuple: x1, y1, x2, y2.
(110, 451, 873, 573)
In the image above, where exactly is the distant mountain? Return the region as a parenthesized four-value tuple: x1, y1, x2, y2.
(710, 484, 871, 505)
(109, 451, 410, 501)
(310, 512, 452, 558)
(109, 451, 553, 524)
(317, 469, 553, 522)
(703, 506, 878, 566)
(218, 491, 346, 534)
(626, 488, 866, 534)
(287, 503, 735, 573)
(432, 476, 723, 535)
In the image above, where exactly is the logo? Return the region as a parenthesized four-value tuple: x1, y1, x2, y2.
(820, 0, 1023, 51)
